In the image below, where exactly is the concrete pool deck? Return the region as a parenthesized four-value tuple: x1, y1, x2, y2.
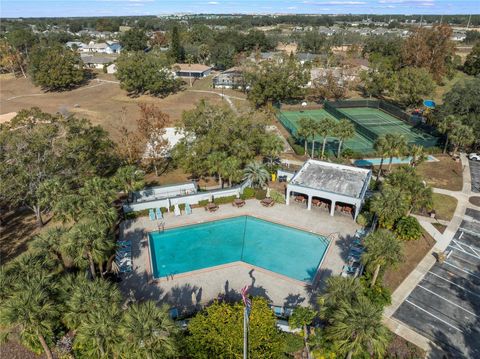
(119, 199, 359, 315)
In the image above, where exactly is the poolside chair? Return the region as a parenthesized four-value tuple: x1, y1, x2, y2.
(260, 197, 275, 207)
(174, 204, 181, 216)
(185, 203, 192, 215)
(272, 306, 284, 318)
(156, 208, 163, 220)
(149, 209, 155, 221)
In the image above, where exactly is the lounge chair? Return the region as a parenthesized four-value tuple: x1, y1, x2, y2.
(185, 203, 192, 215)
(149, 209, 155, 221)
(260, 197, 275, 207)
(156, 208, 163, 220)
(174, 204, 181, 216)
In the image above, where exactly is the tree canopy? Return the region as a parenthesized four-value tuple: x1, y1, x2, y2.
(119, 28, 148, 51)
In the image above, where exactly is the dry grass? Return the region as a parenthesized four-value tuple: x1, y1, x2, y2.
(0, 74, 246, 143)
(431, 193, 458, 221)
(432, 222, 447, 234)
(383, 230, 436, 292)
(0, 340, 45, 359)
(416, 154, 463, 191)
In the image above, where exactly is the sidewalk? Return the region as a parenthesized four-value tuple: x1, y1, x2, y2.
(384, 153, 474, 353)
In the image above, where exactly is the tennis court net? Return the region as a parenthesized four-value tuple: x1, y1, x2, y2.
(323, 101, 378, 142)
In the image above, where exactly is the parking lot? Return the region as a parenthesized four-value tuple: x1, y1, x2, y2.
(469, 159, 480, 193)
(393, 208, 480, 358)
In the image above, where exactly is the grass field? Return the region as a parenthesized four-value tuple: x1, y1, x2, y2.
(278, 106, 439, 156)
(416, 155, 463, 191)
(0, 73, 248, 143)
(431, 193, 458, 221)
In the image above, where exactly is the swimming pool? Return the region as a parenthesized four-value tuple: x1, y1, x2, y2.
(148, 216, 329, 282)
(354, 155, 437, 167)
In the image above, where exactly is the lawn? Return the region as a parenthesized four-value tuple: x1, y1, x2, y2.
(431, 193, 458, 221)
(432, 71, 474, 105)
(383, 230, 436, 292)
(416, 154, 463, 191)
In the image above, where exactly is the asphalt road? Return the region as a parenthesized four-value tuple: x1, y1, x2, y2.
(469, 160, 480, 193)
(393, 208, 480, 358)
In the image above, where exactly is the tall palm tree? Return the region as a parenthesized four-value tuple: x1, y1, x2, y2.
(385, 133, 408, 172)
(318, 117, 336, 159)
(207, 152, 227, 188)
(409, 144, 427, 167)
(30, 227, 68, 268)
(119, 301, 178, 359)
(373, 136, 389, 182)
(361, 229, 404, 287)
(243, 161, 270, 188)
(298, 117, 316, 157)
(219, 156, 241, 187)
(0, 272, 58, 359)
(60, 274, 122, 331)
(75, 305, 122, 359)
(319, 276, 363, 319)
(296, 123, 310, 156)
(437, 115, 460, 154)
(261, 134, 283, 170)
(324, 296, 390, 359)
(449, 123, 475, 156)
(289, 307, 317, 358)
(370, 186, 410, 229)
(114, 165, 145, 203)
(62, 221, 114, 279)
(334, 119, 355, 158)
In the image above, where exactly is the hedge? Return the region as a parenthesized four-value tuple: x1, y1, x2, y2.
(214, 195, 237, 205)
(241, 187, 256, 200)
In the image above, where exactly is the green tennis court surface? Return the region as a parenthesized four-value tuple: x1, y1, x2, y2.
(277, 108, 438, 155)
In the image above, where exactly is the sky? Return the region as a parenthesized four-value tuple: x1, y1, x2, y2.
(1, 0, 479, 18)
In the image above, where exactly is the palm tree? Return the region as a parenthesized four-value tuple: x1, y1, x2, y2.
(449, 123, 475, 156)
(298, 117, 316, 157)
(60, 274, 122, 331)
(243, 161, 270, 188)
(319, 276, 363, 319)
(261, 134, 284, 170)
(119, 301, 178, 359)
(409, 144, 427, 167)
(361, 229, 404, 287)
(296, 122, 310, 156)
(207, 152, 227, 188)
(114, 165, 145, 203)
(373, 136, 389, 182)
(334, 119, 355, 158)
(324, 296, 390, 359)
(75, 305, 122, 358)
(30, 227, 68, 268)
(0, 272, 58, 359)
(370, 186, 410, 229)
(437, 115, 460, 154)
(219, 156, 241, 187)
(318, 117, 336, 159)
(289, 307, 317, 358)
(62, 220, 115, 279)
(385, 133, 408, 172)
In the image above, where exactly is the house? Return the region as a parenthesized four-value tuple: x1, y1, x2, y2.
(247, 51, 284, 63)
(172, 63, 212, 78)
(451, 32, 467, 42)
(106, 63, 117, 74)
(296, 52, 319, 65)
(66, 41, 87, 51)
(83, 41, 122, 54)
(212, 67, 244, 89)
(81, 55, 114, 69)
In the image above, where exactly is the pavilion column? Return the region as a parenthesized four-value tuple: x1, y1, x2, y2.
(330, 200, 335, 216)
(286, 189, 290, 205)
(307, 195, 312, 210)
(354, 203, 360, 220)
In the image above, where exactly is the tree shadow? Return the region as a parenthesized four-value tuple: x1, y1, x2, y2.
(334, 234, 356, 261)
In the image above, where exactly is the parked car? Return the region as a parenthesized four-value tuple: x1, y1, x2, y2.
(468, 153, 480, 161)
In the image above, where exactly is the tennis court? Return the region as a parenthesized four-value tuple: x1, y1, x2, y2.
(277, 109, 373, 155)
(277, 105, 439, 156)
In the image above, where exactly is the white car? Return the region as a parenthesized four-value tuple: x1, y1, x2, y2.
(469, 153, 480, 161)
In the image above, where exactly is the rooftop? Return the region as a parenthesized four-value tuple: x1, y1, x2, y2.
(290, 160, 370, 198)
(172, 63, 212, 72)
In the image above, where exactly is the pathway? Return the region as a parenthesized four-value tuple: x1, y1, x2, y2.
(384, 153, 479, 354)
(186, 89, 246, 113)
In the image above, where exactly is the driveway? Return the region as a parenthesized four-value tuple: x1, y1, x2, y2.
(392, 208, 480, 358)
(469, 160, 480, 193)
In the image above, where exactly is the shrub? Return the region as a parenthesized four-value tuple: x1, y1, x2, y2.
(124, 209, 149, 219)
(255, 189, 267, 200)
(160, 207, 168, 213)
(269, 189, 285, 204)
(356, 212, 372, 227)
(198, 199, 209, 207)
(280, 332, 304, 355)
(241, 187, 256, 200)
(179, 203, 186, 211)
(361, 277, 392, 308)
(394, 216, 423, 241)
(214, 195, 236, 205)
(287, 137, 305, 156)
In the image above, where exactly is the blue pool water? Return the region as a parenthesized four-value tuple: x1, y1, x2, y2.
(354, 155, 436, 167)
(149, 216, 329, 282)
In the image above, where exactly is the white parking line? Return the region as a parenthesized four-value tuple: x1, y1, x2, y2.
(444, 261, 480, 280)
(405, 300, 462, 332)
(448, 249, 480, 265)
(417, 284, 478, 318)
(448, 243, 480, 260)
(427, 271, 480, 299)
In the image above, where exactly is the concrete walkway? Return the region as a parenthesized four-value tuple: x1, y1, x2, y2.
(384, 153, 477, 353)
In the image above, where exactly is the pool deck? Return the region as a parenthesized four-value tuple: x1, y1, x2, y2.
(119, 199, 359, 315)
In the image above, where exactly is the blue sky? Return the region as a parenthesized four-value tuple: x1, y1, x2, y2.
(1, 0, 479, 18)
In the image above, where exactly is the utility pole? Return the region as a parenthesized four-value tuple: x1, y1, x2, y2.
(467, 14, 471, 30)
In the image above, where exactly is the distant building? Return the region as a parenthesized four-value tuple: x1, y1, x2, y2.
(451, 32, 467, 42)
(83, 41, 122, 54)
(212, 67, 244, 89)
(172, 63, 212, 78)
(106, 63, 117, 74)
(81, 55, 114, 69)
(296, 52, 319, 65)
(247, 51, 284, 63)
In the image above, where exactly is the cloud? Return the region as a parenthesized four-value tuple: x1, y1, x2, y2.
(304, 1, 367, 5)
(208, 1, 219, 4)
